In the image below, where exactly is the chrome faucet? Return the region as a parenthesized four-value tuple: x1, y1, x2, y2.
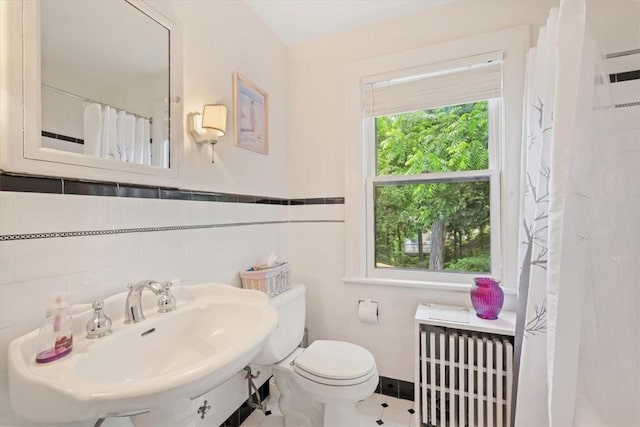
(124, 280, 176, 324)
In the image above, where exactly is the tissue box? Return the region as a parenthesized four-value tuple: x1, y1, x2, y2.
(239, 262, 291, 298)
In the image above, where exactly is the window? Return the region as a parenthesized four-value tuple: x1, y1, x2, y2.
(345, 28, 527, 289)
(365, 57, 502, 283)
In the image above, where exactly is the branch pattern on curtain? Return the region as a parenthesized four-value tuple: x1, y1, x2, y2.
(514, 7, 558, 426)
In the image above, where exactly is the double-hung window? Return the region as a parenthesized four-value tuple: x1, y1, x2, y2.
(346, 28, 527, 289)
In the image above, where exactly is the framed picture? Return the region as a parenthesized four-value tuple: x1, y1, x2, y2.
(233, 72, 269, 154)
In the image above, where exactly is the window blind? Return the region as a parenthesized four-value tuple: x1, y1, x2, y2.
(364, 52, 503, 117)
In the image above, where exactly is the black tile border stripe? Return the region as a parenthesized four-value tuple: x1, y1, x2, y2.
(376, 375, 415, 402)
(42, 130, 84, 145)
(0, 174, 62, 194)
(64, 180, 118, 197)
(0, 173, 344, 206)
(609, 69, 640, 83)
(290, 197, 345, 205)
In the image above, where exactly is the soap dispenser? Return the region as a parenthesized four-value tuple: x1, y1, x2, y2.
(35, 296, 73, 364)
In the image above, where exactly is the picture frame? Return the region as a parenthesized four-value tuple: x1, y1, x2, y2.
(233, 72, 269, 154)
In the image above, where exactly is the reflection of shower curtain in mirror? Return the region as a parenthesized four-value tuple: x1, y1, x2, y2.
(83, 103, 102, 157)
(134, 118, 149, 165)
(100, 106, 115, 159)
(83, 103, 152, 164)
(151, 101, 169, 168)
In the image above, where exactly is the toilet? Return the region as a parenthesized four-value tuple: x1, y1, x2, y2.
(252, 285, 378, 427)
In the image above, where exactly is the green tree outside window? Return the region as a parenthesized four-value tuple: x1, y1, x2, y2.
(374, 101, 491, 273)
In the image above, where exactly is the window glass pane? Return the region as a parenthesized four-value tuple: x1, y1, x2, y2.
(374, 180, 490, 273)
(375, 101, 489, 176)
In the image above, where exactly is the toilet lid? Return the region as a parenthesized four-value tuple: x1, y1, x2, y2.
(293, 340, 376, 382)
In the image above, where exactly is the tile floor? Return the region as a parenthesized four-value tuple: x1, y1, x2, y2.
(241, 392, 418, 427)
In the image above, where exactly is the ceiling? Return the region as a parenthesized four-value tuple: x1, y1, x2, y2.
(244, 0, 450, 45)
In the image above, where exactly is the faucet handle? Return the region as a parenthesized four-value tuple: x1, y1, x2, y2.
(86, 299, 113, 339)
(158, 281, 177, 313)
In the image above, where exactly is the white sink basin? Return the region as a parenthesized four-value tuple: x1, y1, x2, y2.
(8, 283, 278, 426)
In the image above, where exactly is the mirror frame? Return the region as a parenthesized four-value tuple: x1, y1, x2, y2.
(21, 0, 181, 180)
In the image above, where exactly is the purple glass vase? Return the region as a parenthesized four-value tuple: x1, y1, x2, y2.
(470, 277, 504, 320)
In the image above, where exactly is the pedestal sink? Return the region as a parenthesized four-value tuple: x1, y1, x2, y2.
(8, 283, 278, 426)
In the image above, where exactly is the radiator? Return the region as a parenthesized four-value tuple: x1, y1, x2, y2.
(419, 326, 514, 427)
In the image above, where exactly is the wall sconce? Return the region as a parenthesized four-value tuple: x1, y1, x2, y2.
(188, 104, 227, 163)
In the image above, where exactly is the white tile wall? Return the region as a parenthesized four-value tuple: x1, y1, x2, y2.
(66, 236, 107, 274)
(0, 372, 9, 423)
(0, 194, 14, 239)
(0, 193, 517, 423)
(0, 243, 14, 287)
(105, 233, 139, 268)
(66, 269, 108, 306)
(12, 238, 66, 283)
(288, 204, 517, 382)
(0, 327, 14, 373)
(0, 412, 15, 427)
(11, 193, 106, 235)
(0, 191, 289, 424)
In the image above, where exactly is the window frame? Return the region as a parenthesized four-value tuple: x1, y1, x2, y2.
(367, 174, 501, 284)
(344, 27, 529, 292)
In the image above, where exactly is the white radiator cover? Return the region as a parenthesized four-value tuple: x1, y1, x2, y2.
(419, 327, 514, 427)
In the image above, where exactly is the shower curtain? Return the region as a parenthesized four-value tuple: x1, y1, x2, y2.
(515, 1, 639, 425)
(94, 107, 150, 163)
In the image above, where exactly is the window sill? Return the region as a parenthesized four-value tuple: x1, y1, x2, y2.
(342, 276, 517, 295)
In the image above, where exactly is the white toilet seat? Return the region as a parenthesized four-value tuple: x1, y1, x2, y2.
(273, 342, 379, 426)
(293, 340, 377, 386)
(294, 364, 377, 386)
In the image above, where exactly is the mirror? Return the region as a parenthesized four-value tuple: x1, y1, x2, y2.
(20, 0, 181, 179)
(41, 0, 169, 167)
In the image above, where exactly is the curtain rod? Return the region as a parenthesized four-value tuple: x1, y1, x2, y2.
(606, 48, 640, 59)
(41, 83, 153, 122)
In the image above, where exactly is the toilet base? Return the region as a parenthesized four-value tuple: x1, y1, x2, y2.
(274, 375, 364, 427)
(274, 357, 323, 427)
(323, 398, 362, 427)
(272, 348, 378, 427)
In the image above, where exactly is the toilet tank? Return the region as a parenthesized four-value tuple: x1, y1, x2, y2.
(252, 284, 305, 365)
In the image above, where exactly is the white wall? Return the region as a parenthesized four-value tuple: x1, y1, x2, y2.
(0, 0, 289, 197)
(287, 0, 559, 382)
(586, 0, 640, 55)
(0, 0, 289, 425)
(172, 0, 289, 196)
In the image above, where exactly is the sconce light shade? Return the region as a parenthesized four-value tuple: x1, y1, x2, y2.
(202, 104, 227, 136)
(188, 104, 228, 163)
